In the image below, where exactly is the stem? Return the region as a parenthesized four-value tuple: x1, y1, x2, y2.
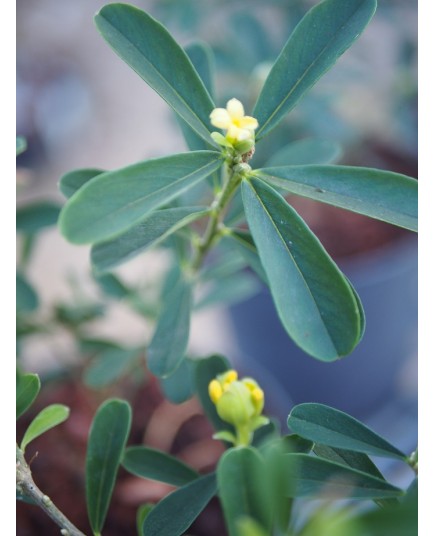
(16, 446, 87, 536)
(190, 162, 242, 273)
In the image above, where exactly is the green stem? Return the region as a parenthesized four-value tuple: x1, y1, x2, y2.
(190, 162, 242, 273)
(235, 424, 252, 447)
(16, 446, 87, 536)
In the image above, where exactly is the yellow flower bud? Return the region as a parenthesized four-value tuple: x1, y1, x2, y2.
(209, 98, 258, 146)
(209, 379, 223, 404)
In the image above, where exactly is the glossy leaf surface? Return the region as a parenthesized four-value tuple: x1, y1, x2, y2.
(285, 453, 403, 498)
(288, 403, 407, 460)
(95, 4, 216, 145)
(242, 178, 361, 360)
(142, 473, 217, 536)
(59, 151, 222, 244)
(86, 399, 131, 535)
(253, 0, 377, 139)
(91, 206, 208, 274)
(16, 373, 40, 419)
(21, 404, 69, 452)
(256, 165, 418, 231)
(122, 446, 198, 486)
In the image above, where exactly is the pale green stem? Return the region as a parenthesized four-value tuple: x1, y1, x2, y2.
(16, 445, 87, 536)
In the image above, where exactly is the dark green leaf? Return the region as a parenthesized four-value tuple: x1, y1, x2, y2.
(225, 230, 268, 284)
(59, 151, 222, 244)
(16, 202, 61, 234)
(95, 4, 217, 145)
(253, 0, 377, 139)
(288, 403, 407, 460)
(147, 274, 192, 378)
(285, 453, 403, 498)
(84, 347, 141, 389)
(20, 404, 70, 452)
(142, 473, 217, 536)
(199, 252, 248, 282)
(16, 272, 39, 314)
(242, 178, 361, 361)
(136, 504, 153, 536)
(265, 138, 342, 166)
(16, 373, 40, 419)
(59, 168, 105, 199)
(16, 136, 27, 156)
(217, 447, 272, 536)
(194, 355, 231, 433)
(195, 273, 260, 310)
(122, 446, 198, 486)
(160, 357, 196, 403)
(86, 399, 131, 535)
(256, 165, 418, 231)
(55, 303, 105, 325)
(91, 206, 208, 274)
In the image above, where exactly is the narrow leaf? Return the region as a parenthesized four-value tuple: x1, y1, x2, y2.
(160, 357, 196, 404)
(242, 177, 361, 361)
(91, 206, 208, 274)
(16, 372, 40, 419)
(94, 273, 130, 299)
(285, 453, 403, 499)
(16, 202, 61, 234)
(21, 404, 70, 452)
(59, 168, 104, 199)
(256, 165, 418, 231)
(195, 273, 260, 310)
(147, 274, 192, 377)
(254, 0, 377, 139)
(95, 4, 217, 145)
(288, 403, 407, 460)
(217, 447, 272, 536)
(122, 446, 198, 486)
(225, 231, 268, 284)
(86, 399, 132, 535)
(142, 473, 217, 536)
(59, 151, 222, 244)
(265, 138, 342, 167)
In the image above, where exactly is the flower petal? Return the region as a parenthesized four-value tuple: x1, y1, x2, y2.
(226, 98, 245, 119)
(210, 108, 232, 129)
(239, 116, 258, 130)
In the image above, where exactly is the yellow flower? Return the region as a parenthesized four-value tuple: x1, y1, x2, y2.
(210, 98, 258, 143)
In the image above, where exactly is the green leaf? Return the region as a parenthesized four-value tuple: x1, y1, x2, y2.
(195, 272, 260, 310)
(59, 168, 105, 199)
(285, 453, 403, 499)
(122, 446, 199, 486)
(256, 165, 418, 231)
(16, 272, 39, 314)
(288, 403, 407, 460)
(142, 473, 217, 536)
(242, 177, 361, 361)
(84, 347, 141, 389)
(194, 355, 231, 433)
(86, 399, 132, 535)
(160, 357, 196, 403)
(20, 404, 70, 452)
(91, 206, 208, 274)
(95, 4, 216, 145)
(59, 151, 222, 244)
(16, 372, 40, 419)
(265, 138, 342, 166)
(94, 273, 131, 299)
(253, 0, 377, 139)
(136, 504, 153, 536)
(16, 201, 61, 234)
(236, 517, 269, 536)
(224, 231, 268, 284)
(55, 303, 105, 326)
(217, 447, 272, 536)
(147, 274, 192, 378)
(16, 136, 27, 156)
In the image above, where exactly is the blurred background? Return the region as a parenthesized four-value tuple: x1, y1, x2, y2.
(16, 1, 417, 532)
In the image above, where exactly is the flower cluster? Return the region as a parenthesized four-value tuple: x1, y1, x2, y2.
(210, 98, 258, 154)
(208, 369, 269, 446)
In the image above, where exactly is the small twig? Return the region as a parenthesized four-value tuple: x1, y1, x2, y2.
(16, 446, 87, 536)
